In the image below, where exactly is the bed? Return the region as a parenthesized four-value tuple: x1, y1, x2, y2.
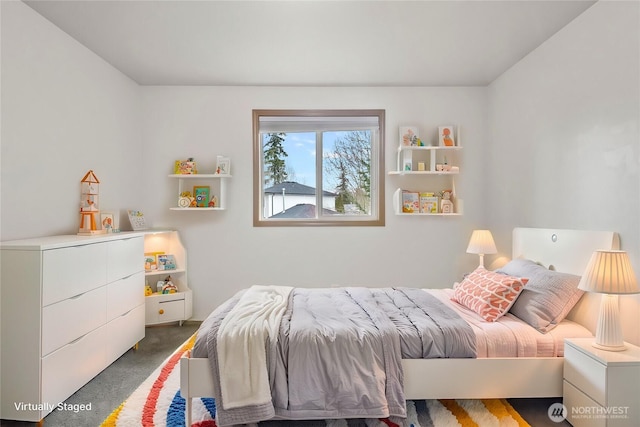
(180, 227, 620, 426)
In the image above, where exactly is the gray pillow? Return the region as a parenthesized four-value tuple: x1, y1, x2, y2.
(497, 258, 583, 333)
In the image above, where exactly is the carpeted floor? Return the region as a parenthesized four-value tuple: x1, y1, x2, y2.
(0, 323, 569, 426)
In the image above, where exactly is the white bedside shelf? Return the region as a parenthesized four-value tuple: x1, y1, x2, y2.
(563, 338, 640, 427)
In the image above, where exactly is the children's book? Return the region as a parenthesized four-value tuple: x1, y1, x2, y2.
(157, 254, 177, 271)
(402, 191, 419, 213)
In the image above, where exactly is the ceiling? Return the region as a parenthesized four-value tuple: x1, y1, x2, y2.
(24, 0, 597, 87)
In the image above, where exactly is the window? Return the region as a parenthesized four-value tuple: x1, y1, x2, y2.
(253, 109, 385, 226)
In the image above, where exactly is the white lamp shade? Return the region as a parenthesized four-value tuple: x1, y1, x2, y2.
(466, 230, 497, 255)
(578, 250, 640, 295)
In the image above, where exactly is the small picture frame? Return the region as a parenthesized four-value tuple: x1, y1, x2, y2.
(399, 126, 420, 146)
(193, 186, 210, 207)
(216, 156, 231, 175)
(127, 209, 147, 230)
(438, 126, 456, 147)
(100, 212, 116, 233)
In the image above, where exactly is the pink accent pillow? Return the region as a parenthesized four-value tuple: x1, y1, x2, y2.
(452, 267, 528, 322)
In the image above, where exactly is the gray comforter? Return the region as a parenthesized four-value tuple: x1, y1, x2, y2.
(198, 287, 476, 426)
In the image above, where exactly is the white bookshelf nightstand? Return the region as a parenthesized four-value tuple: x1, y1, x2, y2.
(563, 338, 640, 427)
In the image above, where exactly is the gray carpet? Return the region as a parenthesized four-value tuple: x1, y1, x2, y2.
(0, 322, 570, 426)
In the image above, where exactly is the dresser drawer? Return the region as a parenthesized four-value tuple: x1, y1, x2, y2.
(42, 286, 106, 356)
(105, 304, 145, 365)
(106, 271, 144, 321)
(42, 243, 107, 306)
(564, 344, 606, 405)
(564, 380, 606, 427)
(42, 324, 107, 411)
(106, 237, 143, 283)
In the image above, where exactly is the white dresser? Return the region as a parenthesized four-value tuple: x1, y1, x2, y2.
(0, 233, 146, 422)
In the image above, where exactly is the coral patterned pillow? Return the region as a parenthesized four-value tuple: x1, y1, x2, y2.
(452, 267, 528, 322)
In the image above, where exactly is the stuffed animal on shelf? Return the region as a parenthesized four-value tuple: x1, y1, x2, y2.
(161, 276, 178, 294)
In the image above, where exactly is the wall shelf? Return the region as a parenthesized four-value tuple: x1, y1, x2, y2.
(388, 133, 463, 216)
(392, 188, 463, 216)
(168, 173, 231, 211)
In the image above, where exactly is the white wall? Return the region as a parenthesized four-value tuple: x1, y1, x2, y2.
(4, 0, 637, 340)
(0, 1, 143, 241)
(140, 86, 488, 318)
(0, 1, 488, 322)
(487, 0, 640, 344)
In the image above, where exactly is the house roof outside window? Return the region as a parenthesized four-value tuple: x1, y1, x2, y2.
(270, 203, 338, 219)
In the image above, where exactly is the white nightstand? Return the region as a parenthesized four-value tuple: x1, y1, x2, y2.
(563, 338, 640, 427)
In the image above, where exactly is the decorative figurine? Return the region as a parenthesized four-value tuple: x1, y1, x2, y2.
(78, 170, 106, 235)
(441, 190, 454, 214)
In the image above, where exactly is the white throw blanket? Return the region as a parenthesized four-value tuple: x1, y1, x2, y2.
(216, 285, 293, 410)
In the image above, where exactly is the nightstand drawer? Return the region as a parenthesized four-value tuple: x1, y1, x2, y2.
(564, 344, 606, 405)
(564, 380, 606, 427)
(157, 299, 184, 321)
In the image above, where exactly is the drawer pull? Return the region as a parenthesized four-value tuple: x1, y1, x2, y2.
(121, 273, 136, 280)
(159, 309, 164, 315)
(120, 308, 135, 318)
(69, 291, 87, 300)
(68, 332, 88, 346)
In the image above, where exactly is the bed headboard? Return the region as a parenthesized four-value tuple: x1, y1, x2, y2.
(512, 227, 622, 337)
(512, 227, 619, 275)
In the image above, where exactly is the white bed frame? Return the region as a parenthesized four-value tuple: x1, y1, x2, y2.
(180, 227, 620, 422)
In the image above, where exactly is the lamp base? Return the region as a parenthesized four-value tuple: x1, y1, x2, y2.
(594, 294, 626, 352)
(592, 342, 627, 352)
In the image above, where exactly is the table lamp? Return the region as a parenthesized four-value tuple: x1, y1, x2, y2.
(578, 250, 639, 351)
(466, 230, 497, 268)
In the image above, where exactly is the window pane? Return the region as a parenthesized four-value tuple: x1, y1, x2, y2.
(262, 132, 317, 219)
(253, 109, 385, 226)
(321, 131, 372, 216)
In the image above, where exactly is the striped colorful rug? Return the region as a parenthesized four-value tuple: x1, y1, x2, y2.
(101, 335, 530, 427)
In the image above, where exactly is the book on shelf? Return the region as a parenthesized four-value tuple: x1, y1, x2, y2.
(157, 254, 177, 271)
(420, 193, 438, 214)
(402, 191, 419, 213)
(144, 251, 164, 271)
